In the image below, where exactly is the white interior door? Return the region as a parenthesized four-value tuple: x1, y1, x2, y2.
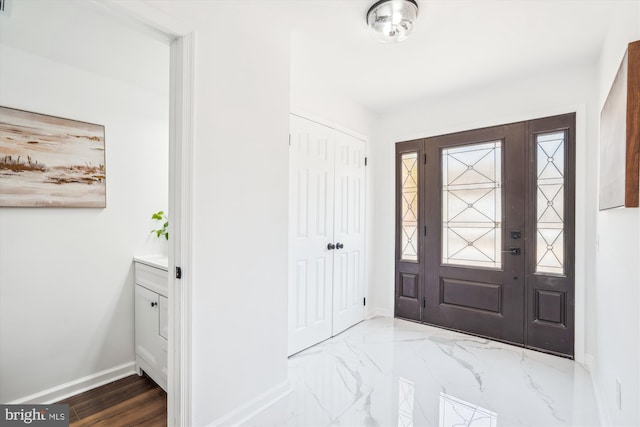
(332, 131, 366, 335)
(288, 115, 335, 355)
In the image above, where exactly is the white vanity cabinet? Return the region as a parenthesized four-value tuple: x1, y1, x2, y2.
(134, 256, 168, 392)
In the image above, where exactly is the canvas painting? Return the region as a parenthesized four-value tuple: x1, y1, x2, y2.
(0, 107, 106, 207)
(599, 52, 628, 210)
(599, 40, 640, 210)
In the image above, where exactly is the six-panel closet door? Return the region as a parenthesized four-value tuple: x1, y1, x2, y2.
(288, 115, 366, 356)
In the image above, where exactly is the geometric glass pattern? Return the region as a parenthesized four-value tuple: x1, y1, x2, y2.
(536, 132, 565, 275)
(442, 141, 502, 269)
(401, 152, 418, 261)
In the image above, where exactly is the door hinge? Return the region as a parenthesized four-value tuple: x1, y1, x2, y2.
(288, 134, 291, 146)
(175, 266, 182, 279)
(363, 297, 366, 306)
(424, 153, 427, 164)
(364, 157, 368, 166)
(423, 298, 426, 308)
(424, 225, 427, 236)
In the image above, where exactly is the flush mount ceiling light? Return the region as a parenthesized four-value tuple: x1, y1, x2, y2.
(366, 0, 419, 43)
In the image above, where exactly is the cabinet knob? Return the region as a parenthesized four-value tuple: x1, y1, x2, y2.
(336, 242, 344, 249)
(151, 302, 157, 307)
(327, 243, 336, 250)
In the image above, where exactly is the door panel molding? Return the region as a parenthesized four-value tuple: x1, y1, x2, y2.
(289, 116, 335, 355)
(332, 130, 366, 335)
(440, 278, 502, 314)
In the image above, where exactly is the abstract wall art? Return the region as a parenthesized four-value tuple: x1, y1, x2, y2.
(0, 107, 106, 208)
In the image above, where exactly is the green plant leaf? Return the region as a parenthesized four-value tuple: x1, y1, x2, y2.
(150, 210, 169, 240)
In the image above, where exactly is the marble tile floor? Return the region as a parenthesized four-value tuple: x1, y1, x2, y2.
(245, 317, 599, 427)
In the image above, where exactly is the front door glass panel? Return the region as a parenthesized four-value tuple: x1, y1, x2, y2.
(535, 131, 566, 275)
(441, 141, 502, 269)
(401, 152, 419, 261)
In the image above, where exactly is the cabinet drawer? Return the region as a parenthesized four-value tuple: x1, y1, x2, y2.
(135, 262, 168, 297)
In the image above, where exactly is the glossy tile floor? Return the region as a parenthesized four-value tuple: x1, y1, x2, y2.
(246, 317, 599, 427)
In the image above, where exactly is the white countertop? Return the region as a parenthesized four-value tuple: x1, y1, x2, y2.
(133, 255, 169, 271)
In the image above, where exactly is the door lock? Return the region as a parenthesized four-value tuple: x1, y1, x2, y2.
(510, 230, 522, 239)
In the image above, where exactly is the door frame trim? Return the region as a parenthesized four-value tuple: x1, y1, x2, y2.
(95, 2, 195, 425)
(389, 104, 588, 363)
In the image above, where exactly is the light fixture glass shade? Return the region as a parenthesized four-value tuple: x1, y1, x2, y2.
(366, 0, 419, 43)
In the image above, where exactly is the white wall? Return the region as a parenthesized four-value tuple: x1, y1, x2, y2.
(370, 62, 599, 360)
(593, 2, 640, 426)
(290, 82, 375, 139)
(149, 2, 291, 424)
(0, 44, 169, 402)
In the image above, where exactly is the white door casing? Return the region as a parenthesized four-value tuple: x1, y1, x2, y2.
(98, 2, 194, 424)
(288, 115, 366, 355)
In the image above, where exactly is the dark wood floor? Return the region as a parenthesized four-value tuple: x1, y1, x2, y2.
(56, 374, 166, 426)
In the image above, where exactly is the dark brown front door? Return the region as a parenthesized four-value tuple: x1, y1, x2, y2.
(395, 114, 575, 357)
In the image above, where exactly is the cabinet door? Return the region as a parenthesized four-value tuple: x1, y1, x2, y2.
(159, 295, 168, 340)
(332, 131, 366, 335)
(288, 115, 335, 355)
(135, 285, 160, 369)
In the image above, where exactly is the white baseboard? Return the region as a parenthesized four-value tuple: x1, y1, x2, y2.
(210, 380, 292, 427)
(584, 354, 610, 427)
(8, 362, 136, 405)
(365, 308, 392, 319)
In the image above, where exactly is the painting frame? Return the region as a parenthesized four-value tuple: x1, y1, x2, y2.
(599, 40, 640, 210)
(0, 106, 106, 208)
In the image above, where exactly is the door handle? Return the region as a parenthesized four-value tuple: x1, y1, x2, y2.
(501, 247, 521, 255)
(336, 242, 344, 250)
(327, 243, 336, 250)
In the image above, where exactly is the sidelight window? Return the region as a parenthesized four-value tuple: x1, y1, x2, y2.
(400, 152, 419, 261)
(535, 132, 566, 275)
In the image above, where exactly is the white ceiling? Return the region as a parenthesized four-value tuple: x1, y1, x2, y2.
(289, 0, 628, 114)
(0, 0, 632, 114)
